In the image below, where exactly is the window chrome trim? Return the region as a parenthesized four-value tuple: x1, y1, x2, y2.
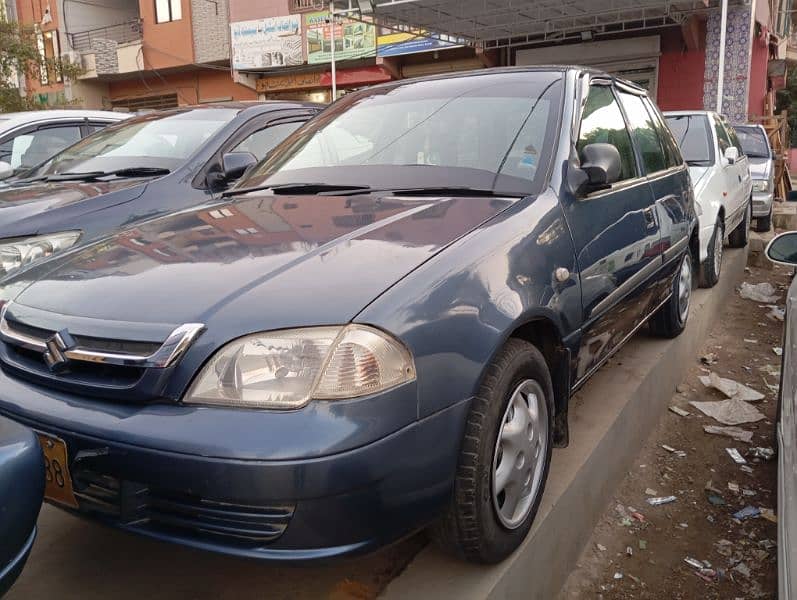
(0, 303, 204, 369)
(645, 163, 687, 182)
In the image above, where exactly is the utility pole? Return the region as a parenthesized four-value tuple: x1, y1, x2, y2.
(329, 1, 337, 101)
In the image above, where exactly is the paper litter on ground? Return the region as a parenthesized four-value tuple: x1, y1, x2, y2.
(689, 398, 766, 425)
(698, 371, 764, 402)
(702, 425, 754, 444)
(739, 281, 780, 303)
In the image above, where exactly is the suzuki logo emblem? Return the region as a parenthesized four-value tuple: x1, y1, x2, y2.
(43, 330, 76, 372)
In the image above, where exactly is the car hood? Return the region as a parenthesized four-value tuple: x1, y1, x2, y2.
(11, 193, 516, 330)
(748, 157, 772, 179)
(0, 178, 147, 235)
(687, 166, 710, 188)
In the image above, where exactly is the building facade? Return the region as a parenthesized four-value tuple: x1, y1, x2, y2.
(12, 0, 257, 109)
(5, 0, 793, 120)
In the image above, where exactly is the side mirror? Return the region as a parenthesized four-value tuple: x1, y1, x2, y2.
(221, 151, 257, 181)
(0, 161, 13, 181)
(766, 232, 797, 267)
(724, 146, 739, 165)
(577, 143, 621, 195)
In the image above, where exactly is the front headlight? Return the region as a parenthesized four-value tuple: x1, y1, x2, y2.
(0, 231, 81, 277)
(184, 325, 416, 409)
(752, 179, 770, 193)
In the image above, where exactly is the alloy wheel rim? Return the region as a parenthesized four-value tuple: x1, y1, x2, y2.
(713, 225, 723, 276)
(678, 254, 692, 323)
(492, 379, 548, 529)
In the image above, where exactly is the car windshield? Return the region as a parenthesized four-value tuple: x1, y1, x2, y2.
(665, 114, 714, 165)
(734, 125, 770, 158)
(26, 108, 239, 178)
(238, 72, 564, 196)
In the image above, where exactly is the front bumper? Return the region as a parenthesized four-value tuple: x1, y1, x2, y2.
(0, 377, 469, 562)
(0, 527, 35, 597)
(753, 191, 774, 218)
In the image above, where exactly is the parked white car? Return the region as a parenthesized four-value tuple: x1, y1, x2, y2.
(664, 110, 752, 287)
(0, 109, 128, 181)
(734, 123, 775, 232)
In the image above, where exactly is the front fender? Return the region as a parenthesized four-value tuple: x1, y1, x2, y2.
(355, 190, 580, 418)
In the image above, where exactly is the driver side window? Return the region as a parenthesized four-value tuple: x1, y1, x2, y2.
(713, 117, 732, 155)
(577, 85, 637, 182)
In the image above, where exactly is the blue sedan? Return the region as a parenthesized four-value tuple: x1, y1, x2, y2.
(0, 417, 43, 596)
(0, 102, 320, 279)
(0, 67, 697, 564)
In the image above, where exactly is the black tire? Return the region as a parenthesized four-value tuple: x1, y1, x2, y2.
(699, 219, 723, 288)
(729, 199, 751, 248)
(756, 210, 772, 233)
(433, 338, 554, 564)
(650, 252, 693, 339)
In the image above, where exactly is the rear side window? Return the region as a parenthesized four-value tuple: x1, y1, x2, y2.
(577, 85, 637, 182)
(232, 121, 304, 161)
(617, 91, 666, 174)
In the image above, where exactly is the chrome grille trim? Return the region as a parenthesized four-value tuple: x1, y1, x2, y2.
(0, 303, 204, 369)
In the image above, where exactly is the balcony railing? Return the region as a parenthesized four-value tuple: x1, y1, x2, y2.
(290, 0, 325, 13)
(68, 19, 142, 52)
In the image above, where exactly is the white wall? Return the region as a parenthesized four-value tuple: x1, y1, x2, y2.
(63, 0, 140, 34)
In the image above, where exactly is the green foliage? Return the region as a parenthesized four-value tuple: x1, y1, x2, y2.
(0, 20, 84, 112)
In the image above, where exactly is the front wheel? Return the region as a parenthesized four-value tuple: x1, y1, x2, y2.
(433, 339, 554, 564)
(699, 219, 723, 288)
(650, 252, 693, 338)
(729, 200, 751, 248)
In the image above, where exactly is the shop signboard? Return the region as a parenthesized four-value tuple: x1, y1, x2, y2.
(305, 11, 376, 64)
(231, 16, 303, 70)
(256, 71, 324, 93)
(377, 29, 461, 57)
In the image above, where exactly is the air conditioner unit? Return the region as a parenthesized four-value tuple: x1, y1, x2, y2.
(62, 50, 82, 64)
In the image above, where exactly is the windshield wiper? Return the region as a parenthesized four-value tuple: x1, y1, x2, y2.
(224, 183, 373, 197)
(340, 186, 524, 198)
(46, 167, 170, 181)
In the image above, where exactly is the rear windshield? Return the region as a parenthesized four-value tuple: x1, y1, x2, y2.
(239, 72, 564, 196)
(664, 114, 714, 166)
(734, 126, 770, 158)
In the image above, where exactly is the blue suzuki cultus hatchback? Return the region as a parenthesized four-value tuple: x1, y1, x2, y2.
(0, 67, 697, 564)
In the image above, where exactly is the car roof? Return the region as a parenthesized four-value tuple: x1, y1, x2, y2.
(347, 65, 648, 96)
(731, 122, 766, 130)
(176, 101, 324, 117)
(662, 110, 717, 117)
(0, 109, 128, 130)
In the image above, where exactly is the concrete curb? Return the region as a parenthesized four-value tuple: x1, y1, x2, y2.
(381, 247, 748, 600)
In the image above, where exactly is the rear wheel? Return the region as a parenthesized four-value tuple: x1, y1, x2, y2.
(650, 252, 692, 338)
(729, 200, 751, 248)
(699, 218, 723, 288)
(433, 339, 554, 564)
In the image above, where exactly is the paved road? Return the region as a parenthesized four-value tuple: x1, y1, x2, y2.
(9, 504, 423, 600)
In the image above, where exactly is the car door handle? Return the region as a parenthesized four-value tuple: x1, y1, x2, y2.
(738, 175, 742, 182)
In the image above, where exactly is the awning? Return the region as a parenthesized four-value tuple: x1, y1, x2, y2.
(333, 0, 727, 49)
